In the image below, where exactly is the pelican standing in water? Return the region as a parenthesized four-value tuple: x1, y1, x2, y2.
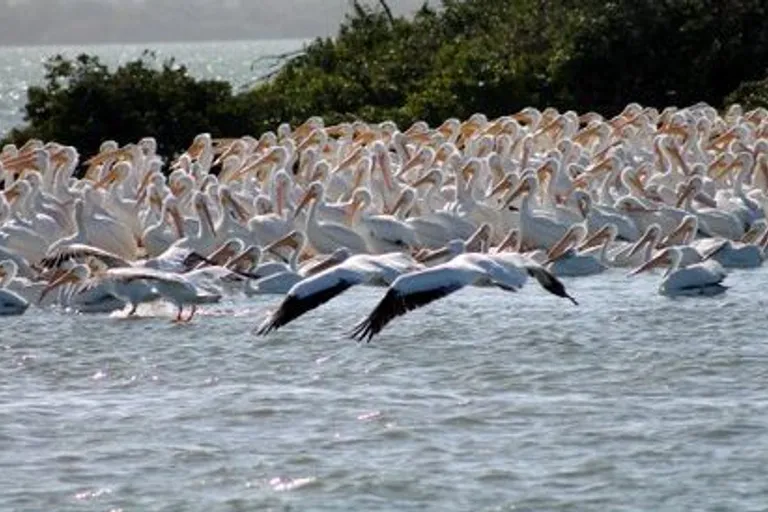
(630, 247, 728, 297)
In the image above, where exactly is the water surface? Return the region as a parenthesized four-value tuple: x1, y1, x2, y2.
(2, 267, 767, 510)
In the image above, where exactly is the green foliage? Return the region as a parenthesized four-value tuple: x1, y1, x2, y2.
(726, 75, 768, 111)
(5, 52, 238, 157)
(6, 0, 768, 160)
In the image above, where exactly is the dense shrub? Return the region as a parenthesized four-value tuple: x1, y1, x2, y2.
(5, 0, 768, 160)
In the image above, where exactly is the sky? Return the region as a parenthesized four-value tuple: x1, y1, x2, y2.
(0, 0, 430, 45)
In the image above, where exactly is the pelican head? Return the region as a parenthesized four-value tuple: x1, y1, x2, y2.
(220, 187, 250, 223)
(409, 168, 443, 190)
(626, 224, 662, 259)
(501, 172, 537, 210)
(264, 230, 306, 260)
(207, 238, 246, 266)
(675, 176, 703, 208)
(629, 247, 681, 278)
(385, 187, 416, 216)
(545, 223, 588, 263)
(293, 181, 324, 219)
(227, 245, 262, 272)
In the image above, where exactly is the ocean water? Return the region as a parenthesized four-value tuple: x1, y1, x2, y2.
(2, 265, 768, 510)
(0, 39, 307, 138)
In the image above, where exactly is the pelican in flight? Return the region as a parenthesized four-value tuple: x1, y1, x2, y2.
(349, 252, 576, 341)
(630, 247, 728, 297)
(256, 251, 424, 335)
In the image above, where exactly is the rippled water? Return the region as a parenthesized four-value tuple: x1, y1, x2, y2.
(0, 39, 306, 138)
(3, 266, 768, 510)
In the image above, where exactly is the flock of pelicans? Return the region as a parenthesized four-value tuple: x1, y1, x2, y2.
(0, 102, 766, 339)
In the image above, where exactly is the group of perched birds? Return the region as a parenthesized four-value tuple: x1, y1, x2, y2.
(0, 101, 764, 338)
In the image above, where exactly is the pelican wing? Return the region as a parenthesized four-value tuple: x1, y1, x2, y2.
(349, 279, 464, 342)
(40, 243, 132, 269)
(256, 267, 366, 335)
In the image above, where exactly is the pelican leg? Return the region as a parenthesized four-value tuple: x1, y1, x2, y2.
(127, 304, 137, 316)
(185, 305, 197, 322)
(174, 306, 184, 323)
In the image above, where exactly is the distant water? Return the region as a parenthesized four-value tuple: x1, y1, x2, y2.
(3, 267, 768, 510)
(0, 39, 307, 138)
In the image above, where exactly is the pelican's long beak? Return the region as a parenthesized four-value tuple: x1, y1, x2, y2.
(669, 145, 691, 175)
(409, 172, 437, 189)
(39, 269, 80, 304)
(417, 245, 454, 264)
(627, 172, 647, 197)
(207, 242, 240, 266)
(93, 167, 120, 189)
(223, 192, 249, 223)
(302, 250, 348, 276)
(545, 225, 580, 263)
(376, 155, 394, 191)
(199, 199, 216, 238)
(149, 190, 163, 210)
(293, 188, 317, 220)
(265, 231, 300, 255)
(714, 158, 739, 181)
(3, 186, 19, 203)
(385, 191, 407, 216)
(211, 142, 239, 167)
(577, 225, 611, 251)
(495, 229, 519, 253)
(585, 157, 613, 177)
(675, 182, 694, 208)
(629, 250, 670, 276)
(398, 154, 422, 178)
(333, 147, 363, 172)
(2, 152, 39, 173)
(185, 139, 206, 160)
(84, 147, 129, 167)
(136, 169, 156, 200)
(465, 224, 491, 252)
(487, 175, 512, 199)
(500, 178, 531, 211)
(168, 204, 185, 238)
(626, 228, 659, 259)
(346, 194, 365, 222)
(693, 191, 718, 208)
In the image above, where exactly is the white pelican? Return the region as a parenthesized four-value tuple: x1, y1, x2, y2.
(543, 223, 616, 277)
(293, 182, 369, 255)
(256, 251, 424, 334)
(244, 231, 308, 295)
(41, 265, 219, 321)
(630, 247, 727, 297)
(0, 260, 30, 315)
(348, 187, 419, 253)
(502, 172, 569, 251)
(349, 251, 576, 341)
(163, 192, 218, 257)
(141, 191, 185, 258)
(677, 176, 745, 240)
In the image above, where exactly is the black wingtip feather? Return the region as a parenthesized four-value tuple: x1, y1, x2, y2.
(256, 280, 356, 336)
(350, 284, 463, 342)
